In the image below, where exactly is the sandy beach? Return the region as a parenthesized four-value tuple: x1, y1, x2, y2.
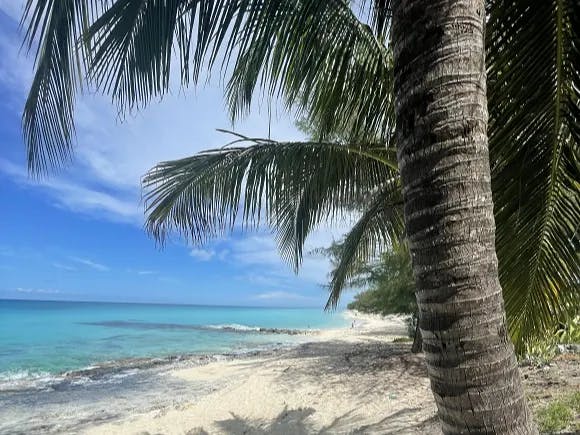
(82, 312, 440, 434)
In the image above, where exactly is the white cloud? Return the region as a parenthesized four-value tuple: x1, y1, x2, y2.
(52, 263, 76, 271)
(226, 226, 351, 287)
(0, 245, 15, 257)
(157, 276, 181, 284)
(253, 291, 315, 301)
(0, 159, 142, 224)
(190, 248, 215, 261)
(238, 272, 287, 288)
(229, 235, 284, 266)
(16, 287, 61, 295)
(70, 257, 109, 272)
(136, 270, 156, 275)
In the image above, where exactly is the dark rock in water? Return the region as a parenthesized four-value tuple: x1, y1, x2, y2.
(210, 326, 316, 335)
(65, 356, 172, 380)
(257, 327, 314, 335)
(78, 320, 317, 335)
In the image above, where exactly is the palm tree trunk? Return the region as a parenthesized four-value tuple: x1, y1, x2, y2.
(391, 1, 536, 433)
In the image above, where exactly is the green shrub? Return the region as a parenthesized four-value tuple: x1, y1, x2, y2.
(522, 313, 580, 363)
(523, 338, 558, 364)
(555, 315, 580, 344)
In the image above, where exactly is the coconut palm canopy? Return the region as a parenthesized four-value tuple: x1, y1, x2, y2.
(21, 0, 579, 351)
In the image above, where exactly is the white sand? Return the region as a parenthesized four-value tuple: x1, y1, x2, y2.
(84, 312, 439, 434)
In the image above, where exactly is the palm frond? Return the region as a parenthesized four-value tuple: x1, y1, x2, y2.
(487, 0, 580, 351)
(87, 0, 395, 141)
(21, 0, 98, 174)
(357, 0, 392, 40)
(370, 0, 392, 40)
(87, 0, 184, 111)
(223, 0, 394, 143)
(23, 0, 393, 171)
(143, 133, 397, 269)
(325, 182, 403, 310)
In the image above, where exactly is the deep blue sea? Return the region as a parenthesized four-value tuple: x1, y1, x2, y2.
(0, 299, 346, 391)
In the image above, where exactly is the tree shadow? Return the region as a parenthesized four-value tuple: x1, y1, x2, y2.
(186, 406, 439, 434)
(218, 406, 317, 434)
(271, 341, 428, 402)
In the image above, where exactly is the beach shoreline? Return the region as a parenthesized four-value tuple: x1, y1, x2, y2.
(0, 309, 398, 395)
(80, 311, 439, 434)
(4, 310, 578, 434)
(2, 310, 441, 434)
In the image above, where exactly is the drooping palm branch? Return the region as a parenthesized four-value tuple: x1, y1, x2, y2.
(21, 0, 95, 173)
(143, 132, 400, 271)
(487, 0, 580, 348)
(324, 180, 404, 310)
(20, 0, 580, 351)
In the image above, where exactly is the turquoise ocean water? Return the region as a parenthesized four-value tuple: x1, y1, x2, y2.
(0, 299, 346, 389)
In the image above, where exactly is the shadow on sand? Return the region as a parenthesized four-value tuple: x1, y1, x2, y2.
(137, 341, 439, 435)
(180, 341, 437, 434)
(184, 405, 438, 435)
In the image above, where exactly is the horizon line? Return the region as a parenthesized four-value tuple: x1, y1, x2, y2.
(0, 297, 341, 311)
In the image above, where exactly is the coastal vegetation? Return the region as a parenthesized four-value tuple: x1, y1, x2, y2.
(20, 0, 579, 433)
(322, 240, 421, 349)
(344, 242, 415, 319)
(535, 392, 580, 433)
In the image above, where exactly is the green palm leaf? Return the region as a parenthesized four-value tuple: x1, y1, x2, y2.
(222, 0, 394, 142)
(325, 182, 403, 309)
(487, 0, 580, 350)
(21, 0, 98, 173)
(22, 0, 394, 172)
(143, 132, 398, 270)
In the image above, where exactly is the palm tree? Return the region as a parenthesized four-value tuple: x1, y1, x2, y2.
(391, 0, 538, 431)
(21, 0, 578, 432)
(22, 0, 575, 353)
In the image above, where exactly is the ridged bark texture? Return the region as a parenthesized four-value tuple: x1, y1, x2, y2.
(392, 1, 537, 433)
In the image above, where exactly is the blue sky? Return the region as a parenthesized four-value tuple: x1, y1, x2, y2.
(0, 2, 354, 308)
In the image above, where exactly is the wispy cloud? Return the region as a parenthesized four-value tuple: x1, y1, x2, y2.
(229, 236, 284, 267)
(126, 268, 158, 275)
(70, 257, 109, 272)
(16, 287, 61, 295)
(0, 245, 15, 257)
(157, 276, 181, 284)
(253, 291, 315, 301)
(0, 13, 304, 228)
(190, 248, 216, 261)
(238, 272, 287, 288)
(226, 230, 346, 286)
(0, 159, 142, 225)
(52, 263, 76, 271)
